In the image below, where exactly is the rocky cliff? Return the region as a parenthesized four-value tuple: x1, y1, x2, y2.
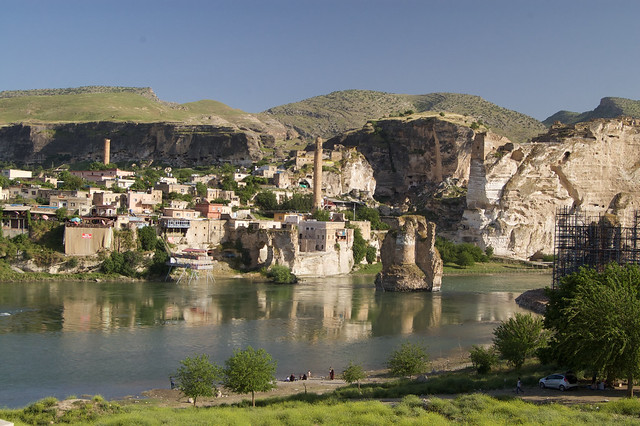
(458, 118, 640, 258)
(326, 115, 476, 202)
(0, 122, 268, 167)
(323, 150, 376, 199)
(375, 215, 443, 292)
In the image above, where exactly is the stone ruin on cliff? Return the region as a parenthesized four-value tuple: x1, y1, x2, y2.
(375, 215, 443, 292)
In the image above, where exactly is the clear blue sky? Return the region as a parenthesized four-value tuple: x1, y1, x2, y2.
(2, 0, 638, 120)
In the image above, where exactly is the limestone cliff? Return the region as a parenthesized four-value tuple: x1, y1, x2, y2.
(323, 150, 376, 199)
(326, 116, 475, 201)
(0, 122, 266, 166)
(375, 215, 443, 292)
(458, 118, 640, 258)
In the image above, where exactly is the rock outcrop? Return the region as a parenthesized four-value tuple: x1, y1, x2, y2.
(0, 122, 266, 166)
(323, 149, 376, 199)
(458, 118, 640, 258)
(326, 116, 475, 202)
(375, 215, 443, 292)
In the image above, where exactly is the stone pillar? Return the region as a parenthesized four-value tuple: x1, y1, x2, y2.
(103, 138, 111, 165)
(313, 137, 323, 211)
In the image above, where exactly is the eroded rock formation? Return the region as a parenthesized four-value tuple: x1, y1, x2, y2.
(375, 215, 443, 292)
(458, 118, 640, 258)
(0, 122, 267, 166)
(323, 149, 376, 199)
(326, 116, 475, 201)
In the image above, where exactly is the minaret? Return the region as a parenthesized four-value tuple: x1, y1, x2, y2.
(103, 138, 111, 165)
(313, 136, 323, 212)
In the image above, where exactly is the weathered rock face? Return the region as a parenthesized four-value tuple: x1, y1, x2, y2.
(375, 215, 443, 292)
(326, 117, 474, 202)
(0, 122, 264, 166)
(458, 118, 640, 258)
(323, 150, 376, 199)
(233, 226, 354, 277)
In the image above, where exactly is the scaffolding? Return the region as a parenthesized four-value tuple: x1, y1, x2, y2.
(553, 207, 640, 288)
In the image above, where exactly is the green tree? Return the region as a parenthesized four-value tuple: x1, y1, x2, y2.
(493, 313, 546, 370)
(254, 191, 278, 211)
(58, 171, 85, 190)
(365, 245, 377, 264)
(266, 264, 298, 284)
(175, 353, 222, 407)
(545, 264, 640, 397)
(342, 361, 366, 391)
(223, 346, 277, 407)
(196, 182, 208, 199)
(387, 342, 430, 379)
(351, 226, 367, 264)
(469, 345, 498, 374)
(312, 209, 330, 221)
(457, 251, 475, 267)
(355, 206, 389, 230)
(137, 226, 157, 251)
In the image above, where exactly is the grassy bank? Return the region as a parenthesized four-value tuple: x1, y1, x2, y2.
(3, 389, 640, 425)
(351, 261, 550, 277)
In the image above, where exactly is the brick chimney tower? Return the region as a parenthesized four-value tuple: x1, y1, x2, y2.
(103, 138, 111, 165)
(313, 136, 323, 212)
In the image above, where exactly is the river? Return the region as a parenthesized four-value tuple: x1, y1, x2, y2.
(0, 273, 549, 408)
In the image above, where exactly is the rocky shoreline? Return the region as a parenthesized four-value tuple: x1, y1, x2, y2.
(515, 288, 549, 314)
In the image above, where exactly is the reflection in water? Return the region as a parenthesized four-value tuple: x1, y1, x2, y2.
(0, 274, 549, 408)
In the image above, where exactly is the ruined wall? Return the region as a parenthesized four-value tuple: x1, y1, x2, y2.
(375, 215, 443, 292)
(235, 225, 354, 277)
(458, 118, 640, 258)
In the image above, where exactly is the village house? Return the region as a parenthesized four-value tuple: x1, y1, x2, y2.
(254, 165, 278, 179)
(155, 182, 194, 196)
(2, 169, 33, 179)
(298, 220, 352, 253)
(273, 171, 291, 189)
(126, 189, 162, 214)
(194, 202, 232, 219)
(49, 193, 93, 215)
(189, 174, 217, 185)
(162, 208, 200, 219)
(69, 169, 135, 185)
(204, 188, 240, 207)
(93, 191, 125, 208)
(294, 151, 314, 170)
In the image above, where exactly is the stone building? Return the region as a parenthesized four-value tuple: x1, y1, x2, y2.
(298, 220, 352, 253)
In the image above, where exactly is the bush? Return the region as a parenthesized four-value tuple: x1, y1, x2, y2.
(175, 354, 222, 407)
(493, 313, 546, 370)
(387, 342, 430, 379)
(342, 362, 366, 391)
(469, 345, 498, 374)
(137, 226, 157, 251)
(266, 265, 298, 284)
(365, 245, 377, 264)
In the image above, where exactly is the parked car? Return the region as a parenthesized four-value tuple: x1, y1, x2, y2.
(538, 373, 578, 391)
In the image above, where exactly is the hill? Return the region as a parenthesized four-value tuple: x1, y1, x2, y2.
(0, 86, 269, 131)
(262, 90, 547, 143)
(543, 97, 640, 126)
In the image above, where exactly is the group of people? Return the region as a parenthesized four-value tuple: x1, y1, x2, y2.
(287, 370, 311, 382)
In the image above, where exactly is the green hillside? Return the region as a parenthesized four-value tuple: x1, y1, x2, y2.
(0, 86, 254, 126)
(543, 97, 640, 126)
(262, 90, 547, 143)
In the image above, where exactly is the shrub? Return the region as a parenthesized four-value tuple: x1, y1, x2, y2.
(266, 264, 297, 284)
(387, 342, 430, 379)
(365, 245, 377, 264)
(175, 353, 222, 407)
(469, 345, 498, 374)
(342, 362, 366, 391)
(137, 226, 157, 251)
(493, 313, 546, 370)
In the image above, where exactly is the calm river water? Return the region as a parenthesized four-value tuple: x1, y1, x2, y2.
(0, 273, 549, 408)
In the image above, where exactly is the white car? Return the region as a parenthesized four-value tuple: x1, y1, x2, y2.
(538, 373, 578, 391)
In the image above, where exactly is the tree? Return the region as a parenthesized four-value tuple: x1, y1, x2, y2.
(365, 245, 377, 264)
(137, 226, 157, 251)
(545, 264, 640, 397)
(342, 361, 366, 391)
(387, 342, 430, 379)
(493, 313, 546, 370)
(196, 182, 208, 199)
(58, 171, 85, 190)
(174, 353, 222, 407)
(312, 209, 330, 222)
(254, 191, 278, 211)
(223, 346, 277, 407)
(351, 226, 367, 264)
(266, 264, 298, 284)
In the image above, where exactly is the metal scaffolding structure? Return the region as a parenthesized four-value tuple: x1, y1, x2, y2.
(553, 207, 640, 288)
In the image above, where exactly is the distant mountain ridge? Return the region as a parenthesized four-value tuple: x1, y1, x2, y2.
(263, 90, 547, 143)
(543, 97, 640, 126)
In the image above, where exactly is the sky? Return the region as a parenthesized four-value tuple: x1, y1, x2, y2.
(1, 0, 639, 120)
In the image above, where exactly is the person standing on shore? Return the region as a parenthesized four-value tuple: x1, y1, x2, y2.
(329, 367, 335, 380)
(516, 378, 524, 394)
